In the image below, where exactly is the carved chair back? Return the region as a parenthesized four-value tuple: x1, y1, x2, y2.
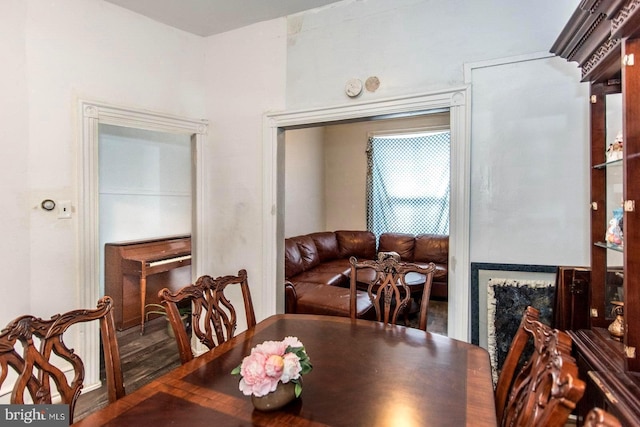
(494, 306, 541, 421)
(349, 254, 436, 330)
(159, 269, 256, 364)
(0, 296, 125, 424)
(496, 306, 586, 427)
(584, 407, 622, 427)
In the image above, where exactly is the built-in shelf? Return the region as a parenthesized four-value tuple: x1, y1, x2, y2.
(594, 158, 623, 169)
(595, 241, 624, 252)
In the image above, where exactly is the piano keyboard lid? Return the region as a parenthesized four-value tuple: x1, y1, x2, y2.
(147, 254, 192, 267)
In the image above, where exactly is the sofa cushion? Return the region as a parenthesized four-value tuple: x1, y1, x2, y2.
(335, 230, 376, 259)
(309, 258, 351, 277)
(296, 285, 374, 318)
(414, 234, 448, 265)
(293, 235, 321, 271)
(291, 270, 346, 287)
(309, 231, 341, 262)
(378, 233, 416, 261)
(284, 238, 305, 278)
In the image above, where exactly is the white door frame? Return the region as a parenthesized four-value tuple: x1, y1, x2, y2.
(263, 87, 471, 341)
(79, 100, 208, 389)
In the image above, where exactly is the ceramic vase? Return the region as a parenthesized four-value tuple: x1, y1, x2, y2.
(251, 381, 298, 411)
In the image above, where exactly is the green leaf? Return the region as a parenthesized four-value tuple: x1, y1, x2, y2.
(300, 363, 312, 375)
(294, 382, 302, 398)
(230, 365, 241, 375)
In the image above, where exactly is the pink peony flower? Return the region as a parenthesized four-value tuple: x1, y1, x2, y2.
(232, 336, 312, 397)
(264, 354, 285, 378)
(238, 351, 278, 397)
(282, 336, 303, 348)
(280, 352, 302, 383)
(254, 340, 287, 357)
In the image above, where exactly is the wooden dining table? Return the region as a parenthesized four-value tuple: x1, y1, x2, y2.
(73, 314, 497, 426)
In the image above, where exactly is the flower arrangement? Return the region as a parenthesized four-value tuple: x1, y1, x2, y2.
(231, 336, 312, 398)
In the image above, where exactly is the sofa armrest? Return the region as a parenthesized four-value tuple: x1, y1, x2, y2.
(284, 280, 297, 313)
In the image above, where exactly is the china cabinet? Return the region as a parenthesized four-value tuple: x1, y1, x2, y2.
(551, 1, 640, 424)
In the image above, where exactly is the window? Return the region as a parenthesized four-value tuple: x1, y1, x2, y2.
(367, 131, 450, 238)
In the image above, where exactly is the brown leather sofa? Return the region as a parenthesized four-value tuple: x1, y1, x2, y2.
(284, 230, 448, 317)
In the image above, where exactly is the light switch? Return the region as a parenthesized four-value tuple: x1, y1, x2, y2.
(58, 200, 72, 219)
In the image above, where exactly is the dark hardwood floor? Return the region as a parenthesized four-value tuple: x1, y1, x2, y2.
(73, 300, 448, 421)
(74, 317, 181, 421)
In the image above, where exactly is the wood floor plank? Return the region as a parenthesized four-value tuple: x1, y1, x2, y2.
(74, 317, 181, 421)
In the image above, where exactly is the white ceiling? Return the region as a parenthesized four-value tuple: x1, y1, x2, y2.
(104, 0, 344, 36)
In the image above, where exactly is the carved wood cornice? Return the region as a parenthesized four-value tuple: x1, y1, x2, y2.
(581, 0, 605, 14)
(582, 37, 622, 80)
(552, 0, 630, 82)
(612, 0, 640, 35)
(572, 12, 608, 62)
(550, 8, 607, 62)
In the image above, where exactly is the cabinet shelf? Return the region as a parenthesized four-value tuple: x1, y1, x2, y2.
(594, 241, 624, 252)
(594, 158, 623, 169)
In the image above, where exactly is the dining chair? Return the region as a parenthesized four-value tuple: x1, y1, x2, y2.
(495, 306, 586, 427)
(349, 253, 436, 330)
(0, 296, 125, 424)
(584, 407, 622, 427)
(494, 306, 541, 421)
(159, 269, 256, 364)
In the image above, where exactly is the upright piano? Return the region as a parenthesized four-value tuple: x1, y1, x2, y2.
(105, 235, 191, 333)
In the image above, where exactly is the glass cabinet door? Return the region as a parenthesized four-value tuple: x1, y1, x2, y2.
(605, 92, 623, 320)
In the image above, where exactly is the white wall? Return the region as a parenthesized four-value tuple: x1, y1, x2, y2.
(204, 19, 287, 324)
(286, 0, 578, 109)
(0, 0, 205, 329)
(284, 127, 326, 237)
(470, 56, 590, 266)
(0, 0, 31, 323)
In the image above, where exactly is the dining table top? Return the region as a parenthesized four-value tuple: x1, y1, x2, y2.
(73, 314, 497, 427)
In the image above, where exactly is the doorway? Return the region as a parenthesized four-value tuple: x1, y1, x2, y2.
(79, 100, 207, 389)
(264, 87, 471, 341)
(98, 124, 192, 294)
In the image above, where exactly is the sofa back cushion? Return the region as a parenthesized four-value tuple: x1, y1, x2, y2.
(378, 233, 416, 261)
(309, 232, 341, 262)
(335, 230, 376, 259)
(292, 235, 321, 271)
(414, 234, 448, 265)
(284, 238, 305, 278)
